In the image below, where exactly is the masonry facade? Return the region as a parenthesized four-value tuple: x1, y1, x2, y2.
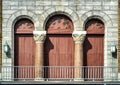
(1, 0, 118, 81)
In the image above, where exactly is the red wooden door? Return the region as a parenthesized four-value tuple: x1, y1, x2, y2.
(44, 35, 74, 80)
(44, 15, 74, 80)
(83, 19, 104, 81)
(14, 19, 35, 80)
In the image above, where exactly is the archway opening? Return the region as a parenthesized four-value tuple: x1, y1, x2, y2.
(14, 18, 35, 80)
(44, 14, 74, 80)
(83, 18, 105, 81)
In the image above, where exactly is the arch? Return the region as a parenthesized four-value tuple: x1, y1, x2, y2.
(83, 18, 105, 80)
(81, 10, 113, 30)
(44, 8, 75, 78)
(85, 18, 105, 34)
(45, 14, 74, 34)
(14, 18, 35, 79)
(14, 18, 35, 34)
(39, 7, 81, 30)
(6, 10, 37, 70)
(6, 10, 38, 30)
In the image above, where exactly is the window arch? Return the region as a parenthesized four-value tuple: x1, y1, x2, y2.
(85, 18, 104, 34)
(45, 14, 74, 34)
(14, 18, 35, 34)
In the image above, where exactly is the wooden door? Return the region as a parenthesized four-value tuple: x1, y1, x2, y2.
(83, 19, 104, 81)
(14, 19, 35, 80)
(44, 35, 74, 80)
(44, 15, 74, 80)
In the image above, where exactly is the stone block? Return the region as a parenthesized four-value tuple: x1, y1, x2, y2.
(27, 11, 34, 17)
(103, 0, 118, 5)
(36, 0, 44, 6)
(35, 6, 44, 10)
(46, 7, 56, 15)
(103, 6, 110, 10)
(85, 6, 93, 10)
(27, 6, 36, 10)
(110, 5, 118, 10)
(64, 7, 73, 15)
(55, 5, 64, 11)
(93, 5, 102, 10)
(43, 6, 51, 11)
(25, 0, 35, 6)
(35, 10, 43, 14)
(71, 12, 79, 22)
(3, 10, 16, 15)
(19, 6, 27, 10)
(43, 0, 52, 5)
(105, 11, 118, 15)
(10, 6, 19, 10)
(68, 0, 74, 5)
(2, 14, 11, 19)
(3, 5, 11, 10)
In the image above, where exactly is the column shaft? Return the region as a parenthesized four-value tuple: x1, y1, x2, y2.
(35, 43, 44, 78)
(74, 43, 83, 79)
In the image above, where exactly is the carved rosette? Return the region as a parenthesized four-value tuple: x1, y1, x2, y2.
(33, 31, 46, 43)
(72, 31, 86, 43)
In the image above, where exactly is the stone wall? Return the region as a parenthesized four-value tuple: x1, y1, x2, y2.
(2, 0, 118, 80)
(118, 0, 120, 72)
(0, 0, 2, 70)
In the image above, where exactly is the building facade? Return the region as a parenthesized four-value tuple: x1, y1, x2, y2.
(1, 0, 119, 84)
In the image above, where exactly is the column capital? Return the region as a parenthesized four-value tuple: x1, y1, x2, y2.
(72, 31, 86, 43)
(33, 31, 46, 43)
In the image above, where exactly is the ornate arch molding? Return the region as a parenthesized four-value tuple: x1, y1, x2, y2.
(81, 10, 113, 30)
(6, 10, 38, 30)
(38, 7, 81, 30)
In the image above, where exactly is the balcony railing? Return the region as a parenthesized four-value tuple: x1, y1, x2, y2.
(0, 66, 119, 81)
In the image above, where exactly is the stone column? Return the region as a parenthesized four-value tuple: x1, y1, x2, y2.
(72, 31, 86, 81)
(33, 31, 46, 81)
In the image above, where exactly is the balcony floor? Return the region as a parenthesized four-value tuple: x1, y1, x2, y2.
(1, 81, 120, 85)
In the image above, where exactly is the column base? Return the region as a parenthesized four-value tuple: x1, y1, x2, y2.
(34, 78, 44, 81)
(74, 78, 84, 81)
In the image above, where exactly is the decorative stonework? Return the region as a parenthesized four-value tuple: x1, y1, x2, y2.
(72, 31, 86, 43)
(33, 31, 46, 43)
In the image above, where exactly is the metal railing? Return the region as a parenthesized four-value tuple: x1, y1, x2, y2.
(0, 66, 119, 81)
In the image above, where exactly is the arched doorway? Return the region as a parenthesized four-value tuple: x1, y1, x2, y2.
(14, 18, 35, 80)
(83, 19, 104, 81)
(44, 14, 74, 80)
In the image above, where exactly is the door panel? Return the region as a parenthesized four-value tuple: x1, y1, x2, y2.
(84, 35, 104, 66)
(14, 34, 35, 79)
(44, 35, 74, 80)
(83, 35, 104, 80)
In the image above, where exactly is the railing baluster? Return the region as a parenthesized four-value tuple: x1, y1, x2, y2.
(2, 66, 119, 82)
